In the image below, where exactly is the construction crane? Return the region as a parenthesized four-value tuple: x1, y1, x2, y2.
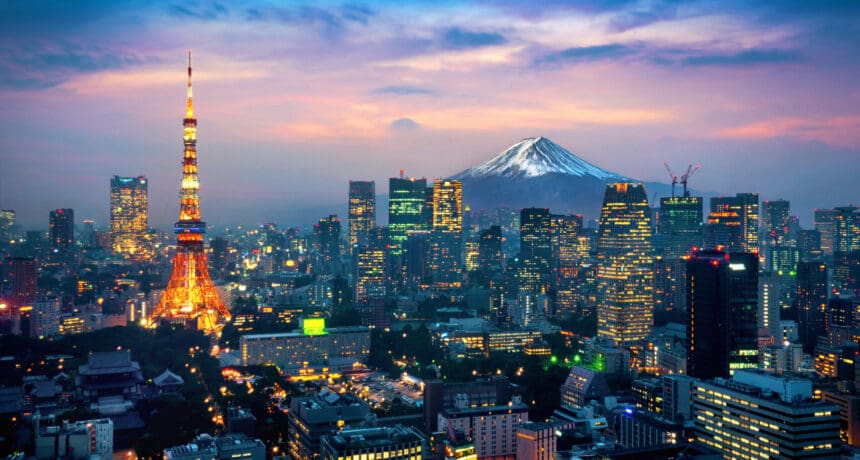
(664, 162, 679, 197)
(680, 164, 701, 197)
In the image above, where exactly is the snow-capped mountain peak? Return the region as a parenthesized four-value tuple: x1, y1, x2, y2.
(453, 136, 627, 180)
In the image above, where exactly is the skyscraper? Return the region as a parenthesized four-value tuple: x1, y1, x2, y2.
(430, 179, 463, 287)
(658, 195, 703, 258)
(49, 208, 74, 262)
(833, 206, 859, 253)
(0, 209, 14, 244)
(477, 225, 502, 275)
(110, 175, 149, 257)
(814, 208, 836, 256)
(388, 175, 429, 255)
(704, 207, 742, 251)
(596, 183, 654, 347)
(710, 193, 759, 252)
(151, 53, 230, 333)
(686, 249, 758, 379)
(348, 181, 376, 254)
(432, 179, 462, 233)
(762, 199, 791, 245)
(314, 215, 341, 275)
(796, 261, 828, 352)
(518, 208, 551, 295)
(832, 206, 859, 293)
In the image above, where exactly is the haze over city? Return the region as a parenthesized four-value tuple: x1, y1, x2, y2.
(1, 0, 859, 228)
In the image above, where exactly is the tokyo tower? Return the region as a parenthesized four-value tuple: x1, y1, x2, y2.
(151, 52, 231, 333)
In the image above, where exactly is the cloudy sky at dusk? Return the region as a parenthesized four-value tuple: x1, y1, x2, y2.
(1, 0, 858, 229)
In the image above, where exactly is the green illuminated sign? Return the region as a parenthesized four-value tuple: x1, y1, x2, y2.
(303, 318, 326, 336)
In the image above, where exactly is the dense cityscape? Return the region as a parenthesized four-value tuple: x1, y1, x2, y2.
(2, 2, 859, 460)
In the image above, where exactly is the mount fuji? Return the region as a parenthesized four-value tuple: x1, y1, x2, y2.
(450, 136, 672, 219)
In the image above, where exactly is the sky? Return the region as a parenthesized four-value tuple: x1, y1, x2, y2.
(1, 0, 858, 230)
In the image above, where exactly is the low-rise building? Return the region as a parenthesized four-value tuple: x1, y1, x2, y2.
(320, 424, 427, 460)
(693, 369, 840, 459)
(35, 418, 113, 460)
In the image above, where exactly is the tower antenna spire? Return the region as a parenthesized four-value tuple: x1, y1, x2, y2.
(185, 50, 194, 118)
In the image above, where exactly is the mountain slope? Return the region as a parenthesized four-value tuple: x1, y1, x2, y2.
(454, 136, 628, 181)
(450, 136, 671, 219)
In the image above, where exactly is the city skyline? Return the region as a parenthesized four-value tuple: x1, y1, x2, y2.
(1, 1, 859, 229)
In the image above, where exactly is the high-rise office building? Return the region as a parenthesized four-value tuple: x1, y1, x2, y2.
(832, 206, 860, 294)
(659, 195, 703, 258)
(388, 175, 429, 255)
(518, 208, 551, 295)
(797, 229, 823, 261)
(1, 257, 36, 310)
(704, 207, 742, 251)
(432, 179, 462, 233)
(596, 183, 654, 347)
(430, 179, 463, 287)
(356, 247, 386, 301)
(81, 219, 96, 248)
(762, 199, 791, 244)
(49, 208, 74, 261)
(552, 214, 582, 281)
(815, 208, 836, 256)
(758, 271, 781, 340)
(796, 261, 828, 352)
(686, 249, 758, 379)
(110, 175, 149, 257)
(348, 181, 376, 253)
(313, 215, 341, 275)
(833, 206, 859, 253)
(477, 225, 502, 275)
(711, 193, 759, 252)
(0, 209, 14, 243)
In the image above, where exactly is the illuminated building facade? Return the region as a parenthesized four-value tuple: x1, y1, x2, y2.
(355, 247, 386, 301)
(388, 175, 429, 255)
(477, 225, 502, 275)
(240, 323, 371, 374)
(710, 193, 759, 251)
(0, 209, 14, 243)
(313, 215, 340, 275)
(348, 180, 376, 253)
(796, 261, 828, 352)
(35, 418, 113, 460)
(659, 195, 703, 258)
(762, 199, 791, 244)
(109, 175, 149, 257)
(515, 421, 573, 460)
(704, 208, 742, 250)
(815, 208, 836, 256)
(518, 208, 551, 295)
(320, 425, 426, 460)
(596, 183, 654, 347)
(686, 249, 758, 379)
(1, 256, 36, 310)
(288, 390, 371, 460)
(151, 54, 230, 333)
(431, 179, 463, 287)
(693, 370, 840, 459)
(437, 401, 529, 459)
(49, 208, 74, 262)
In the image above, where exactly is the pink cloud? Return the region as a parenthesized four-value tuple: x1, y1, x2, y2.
(715, 116, 860, 148)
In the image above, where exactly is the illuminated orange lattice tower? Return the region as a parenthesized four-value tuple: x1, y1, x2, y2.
(152, 52, 230, 333)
